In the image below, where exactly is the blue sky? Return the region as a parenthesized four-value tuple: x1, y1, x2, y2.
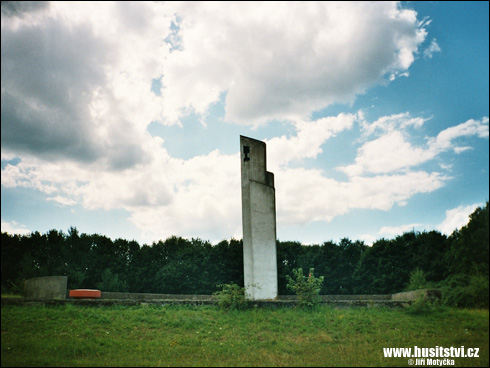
(1, 1, 488, 245)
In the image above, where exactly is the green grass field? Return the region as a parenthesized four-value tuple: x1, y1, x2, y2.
(1, 303, 488, 367)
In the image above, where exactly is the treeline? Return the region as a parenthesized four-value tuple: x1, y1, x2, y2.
(2, 202, 488, 307)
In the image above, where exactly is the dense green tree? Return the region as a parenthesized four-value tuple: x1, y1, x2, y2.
(64, 228, 91, 289)
(335, 238, 367, 294)
(317, 241, 343, 294)
(1, 232, 23, 290)
(441, 202, 489, 308)
(447, 202, 489, 277)
(209, 238, 243, 291)
(96, 268, 129, 292)
(410, 231, 450, 282)
(277, 241, 304, 294)
(127, 244, 156, 292)
(353, 238, 391, 294)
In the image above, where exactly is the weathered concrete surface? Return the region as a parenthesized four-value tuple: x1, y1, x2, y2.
(391, 289, 442, 302)
(1, 298, 216, 307)
(1, 296, 409, 308)
(100, 292, 216, 301)
(24, 276, 67, 299)
(279, 294, 393, 301)
(240, 136, 278, 300)
(3, 290, 440, 308)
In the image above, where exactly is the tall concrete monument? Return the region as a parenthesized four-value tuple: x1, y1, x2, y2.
(240, 135, 278, 300)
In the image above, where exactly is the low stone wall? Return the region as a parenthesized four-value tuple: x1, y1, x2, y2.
(100, 292, 216, 301)
(391, 289, 442, 302)
(24, 276, 67, 300)
(10, 284, 441, 306)
(99, 293, 394, 302)
(278, 294, 392, 301)
(101, 291, 439, 302)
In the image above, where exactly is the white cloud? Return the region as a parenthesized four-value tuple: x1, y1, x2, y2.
(428, 117, 489, 154)
(1, 220, 31, 235)
(339, 130, 433, 176)
(266, 113, 357, 169)
(275, 167, 447, 226)
(1, 1, 171, 168)
(47, 196, 77, 206)
(436, 203, 484, 235)
(360, 112, 428, 136)
(1, 1, 431, 163)
(1, 163, 58, 194)
(338, 115, 489, 177)
(160, 1, 428, 126)
(359, 234, 377, 246)
(117, 149, 242, 243)
(379, 223, 422, 236)
(423, 38, 441, 58)
(1, 140, 241, 243)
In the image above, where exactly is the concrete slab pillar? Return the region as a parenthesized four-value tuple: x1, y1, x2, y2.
(240, 135, 278, 300)
(24, 276, 68, 299)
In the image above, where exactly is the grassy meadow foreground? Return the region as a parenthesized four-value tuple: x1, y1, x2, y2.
(1, 304, 488, 367)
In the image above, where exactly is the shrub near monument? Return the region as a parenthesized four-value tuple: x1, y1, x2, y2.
(286, 268, 324, 308)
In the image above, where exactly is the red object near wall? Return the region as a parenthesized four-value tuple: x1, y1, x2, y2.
(69, 289, 101, 298)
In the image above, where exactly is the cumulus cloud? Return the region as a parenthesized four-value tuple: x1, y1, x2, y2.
(338, 115, 489, 177)
(2, 2, 430, 164)
(1, 220, 31, 235)
(1, 17, 110, 162)
(428, 117, 489, 154)
(266, 113, 357, 169)
(160, 1, 428, 126)
(1, 141, 241, 243)
(1, 1, 171, 169)
(275, 168, 447, 227)
(436, 203, 484, 235)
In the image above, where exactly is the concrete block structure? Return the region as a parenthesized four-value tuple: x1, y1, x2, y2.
(240, 135, 278, 300)
(24, 276, 68, 299)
